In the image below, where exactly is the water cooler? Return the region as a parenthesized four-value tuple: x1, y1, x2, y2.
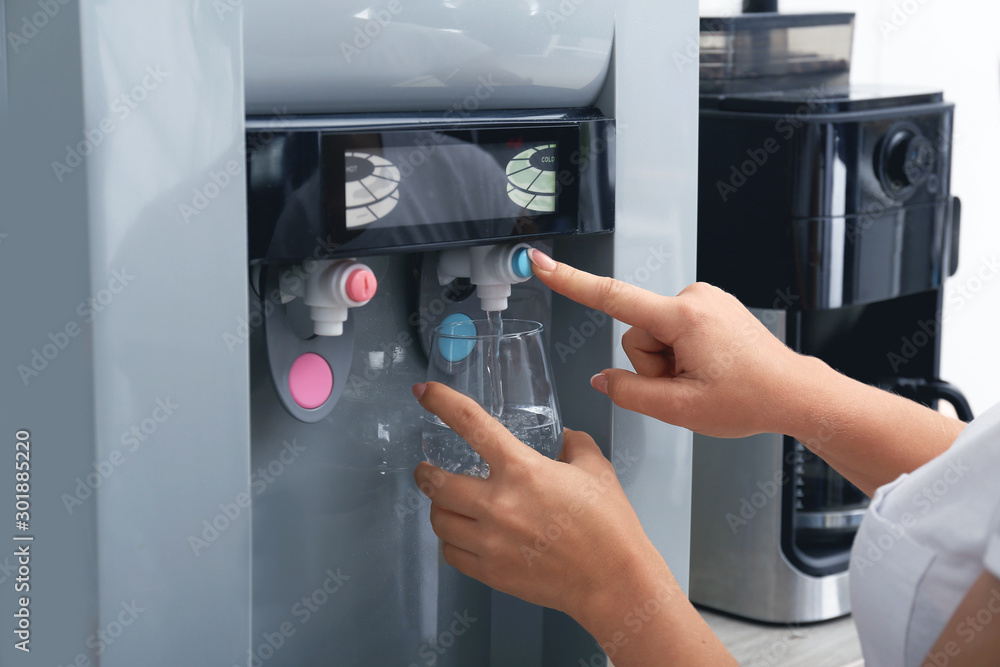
(241, 2, 699, 666)
(690, 11, 971, 623)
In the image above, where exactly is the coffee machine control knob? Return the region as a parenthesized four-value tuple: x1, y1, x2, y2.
(877, 123, 936, 199)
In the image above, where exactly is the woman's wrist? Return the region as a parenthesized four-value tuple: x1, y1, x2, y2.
(571, 539, 736, 666)
(572, 540, 681, 649)
(765, 352, 840, 441)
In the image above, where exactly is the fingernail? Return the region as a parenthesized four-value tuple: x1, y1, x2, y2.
(529, 248, 557, 271)
(412, 382, 427, 400)
(590, 373, 608, 395)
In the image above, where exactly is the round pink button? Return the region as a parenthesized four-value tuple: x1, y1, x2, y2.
(345, 268, 377, 303)
(288, 353, 333, 410)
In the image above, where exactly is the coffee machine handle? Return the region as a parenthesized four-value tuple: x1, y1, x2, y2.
(883, 377, 974, 423)
(923, 380, 974, 423)
(949, 196, 962, 277)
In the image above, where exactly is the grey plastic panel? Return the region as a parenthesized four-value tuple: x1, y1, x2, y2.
(260, 269, 356, 423)
(2, 2, 98, 664)
(243, 0, 614, 114)
(606, 0, 699, 595)
(78, 3, 251, 666)
(251, 254, 494, 666)
(2, 2, 251, 666)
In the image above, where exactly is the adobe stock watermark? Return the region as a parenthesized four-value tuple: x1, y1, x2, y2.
(213, 0, 241, 20)
(880, 0, 933, 40)
(545, 0, 588, 30)
(852, 457, 969, 576)
(554, 309, 609, 364)
(407, 610, 478, 667)
(521, 449, 639, 566)
(5, 0, 70, 55)
(704, 287, 799, 381)
(188, 439, 307, 557)
(341, 1, 404, 63)
(579, 585, 675, 667)
(51, 66, 169, 182)
(673, 13, 736, 73)
(0, 556, 15, 586)
(178, 107, 289, 224)
(379, 78, 504, 182)
(16, 267, 135, 386)
(554, 244, 672, 364)
(888, 254, 1000, 372)
(237, 566, 350, 667)
(61, 398, 181, 514)
(724, 425, 839, 534)
(924, 588, 1000, 667)
(724, 464, 789, 535)
(715, 86, 828, 203)
(395, 467, 448, 522)
(222, 235, 356, 352)
(747, 625, 809, 667)
(55, 600, 145, 667)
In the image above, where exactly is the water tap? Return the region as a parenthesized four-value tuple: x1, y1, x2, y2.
(437, 243, 534, 311)
(279, 259, 378, 336)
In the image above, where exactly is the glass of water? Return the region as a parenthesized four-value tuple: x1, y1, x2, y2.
(422, 317, 563, 478)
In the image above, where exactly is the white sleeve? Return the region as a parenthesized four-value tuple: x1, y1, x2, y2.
(986, 504, 1000, 579)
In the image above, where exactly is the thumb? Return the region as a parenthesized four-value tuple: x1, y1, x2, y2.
(594, 368, 693, 423)
(559, 428, 604, 466)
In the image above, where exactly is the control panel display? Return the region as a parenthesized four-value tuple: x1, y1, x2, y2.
(344, 151, 401, 228)
(331, 137, 560, 232)
(246, 115, 613, 262)
(506, 144, 557, 212)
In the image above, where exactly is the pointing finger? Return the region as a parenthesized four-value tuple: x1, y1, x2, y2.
(529, 250, 684, 344)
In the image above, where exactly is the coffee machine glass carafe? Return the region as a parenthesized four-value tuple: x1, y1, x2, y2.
(791, 441, 867, 558)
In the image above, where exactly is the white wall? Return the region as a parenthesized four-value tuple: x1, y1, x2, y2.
(700, 0, 1000, 415)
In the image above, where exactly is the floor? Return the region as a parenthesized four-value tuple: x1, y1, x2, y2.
(699, 608, 864, 667)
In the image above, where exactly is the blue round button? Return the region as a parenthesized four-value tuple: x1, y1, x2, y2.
(512, 248, 533, 279)
(437, 313, 477, 363)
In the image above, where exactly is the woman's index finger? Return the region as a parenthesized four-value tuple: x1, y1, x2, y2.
(530, 250, 683, 343)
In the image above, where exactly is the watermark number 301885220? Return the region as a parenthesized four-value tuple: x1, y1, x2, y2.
(13, 430, 32, 653)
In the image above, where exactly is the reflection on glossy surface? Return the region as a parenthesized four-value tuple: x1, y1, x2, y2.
(243, 0, 614, 113)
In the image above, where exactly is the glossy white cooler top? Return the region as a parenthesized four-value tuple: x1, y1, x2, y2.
(243, 0, 614, 114)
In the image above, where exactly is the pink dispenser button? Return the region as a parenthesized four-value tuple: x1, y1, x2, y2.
(345, 268, 377, 303)
(288, 353, 334, 410)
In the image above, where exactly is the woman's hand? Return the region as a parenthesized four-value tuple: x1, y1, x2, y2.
(529, 249, 811, 439)
(529, 250, 966, 493)
(412, 381, 663, 618)
(412, 381, 735, 666)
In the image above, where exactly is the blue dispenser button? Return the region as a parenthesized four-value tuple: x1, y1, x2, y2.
(437, 313, 478, 363)
(512, 248, 533, 279)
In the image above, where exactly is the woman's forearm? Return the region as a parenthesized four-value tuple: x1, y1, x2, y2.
(781, 355, 966, 496)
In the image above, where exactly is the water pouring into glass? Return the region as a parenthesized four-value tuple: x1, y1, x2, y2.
(421, 244, 563, 477)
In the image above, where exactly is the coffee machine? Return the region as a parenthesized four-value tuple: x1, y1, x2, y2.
(691, 11, 970, 623)
(240, 2, 700, 666)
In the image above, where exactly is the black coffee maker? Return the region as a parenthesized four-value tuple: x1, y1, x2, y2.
(690, 9, 971, 623)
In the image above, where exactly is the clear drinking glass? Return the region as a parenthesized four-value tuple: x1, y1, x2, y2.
(422, 318, 563, 478)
